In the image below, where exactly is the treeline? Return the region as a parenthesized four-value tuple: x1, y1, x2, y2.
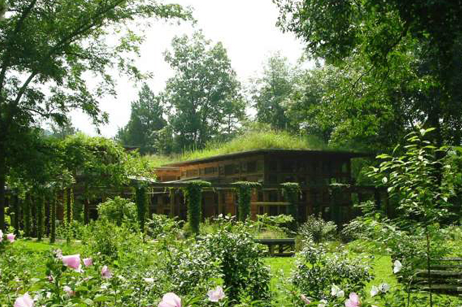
(117, 15, 462, 156)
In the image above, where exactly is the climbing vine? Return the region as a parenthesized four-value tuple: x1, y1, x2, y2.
(23, 193, 32, 237)
(50, 192, 57, 243)
(37, 194, 45, 241)
(182, 181, 211, 235)
(135, 185, 147, 232)
(281, 182, 300, 225)
(233, 182, 261, 221)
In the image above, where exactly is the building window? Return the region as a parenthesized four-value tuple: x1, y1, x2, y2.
(259, 206, 264, 215)
(224, 164, 234, 175)
(247, 161, 257, 173)
(205, 167, 215, 175)
(269, 161, 278, 172)
(269, 174, 278, 184)
(281, 160, 295, 172)
(268, 190, 278, 202)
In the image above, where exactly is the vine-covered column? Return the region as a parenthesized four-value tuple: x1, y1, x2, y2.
(233, 182, 261, 222)
(37, 194, 45, 241)
(23, 193, 32, 237)
(135, 184, 147, 232)
(281, 182, 300, 226)
(50, 191, 57, 243)
(12, 193, 20, 234)
(183, 181, 211, 235)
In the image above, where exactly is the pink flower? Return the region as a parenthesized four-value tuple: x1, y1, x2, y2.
(14, 293, 34, 307)
(83, 258, 93, 267)
(62, 254, 81, 271)
(7, 233, 15, 243)
(345, 293, 360, 307)
(101, 265, 112, 279)
(207, 286, 225, 302)
(300, 294, 311, 304)
(158, 293, 182, 307)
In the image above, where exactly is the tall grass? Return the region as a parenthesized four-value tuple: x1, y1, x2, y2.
(147, 130, 329, 165)
(182, 130, 327, 161)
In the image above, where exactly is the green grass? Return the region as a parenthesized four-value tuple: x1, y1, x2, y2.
(147, 130, 330, 167)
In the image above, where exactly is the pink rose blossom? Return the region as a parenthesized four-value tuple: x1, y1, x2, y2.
(83, 258, 93, 267)
(7, 233, 15, 243)
(158, 292, 182, 307)
(207, 286, 225, 302)
(345, 293, 360, 307)
(14, 293, 34, 307)
(62, 254, 81, 271)
(101, 265, 112, 279)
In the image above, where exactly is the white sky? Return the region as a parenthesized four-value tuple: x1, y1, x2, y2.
(71, 0, 305, 138)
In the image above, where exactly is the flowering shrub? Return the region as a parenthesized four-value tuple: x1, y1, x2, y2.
(291, 242, 373, 304)
(200, 222, 271, 305)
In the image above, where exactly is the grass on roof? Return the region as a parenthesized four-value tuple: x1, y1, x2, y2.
(181, 130, 327, 161)
(147, 130, 328, 166)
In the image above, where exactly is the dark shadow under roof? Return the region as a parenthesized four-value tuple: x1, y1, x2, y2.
(162, 149, 373, 167)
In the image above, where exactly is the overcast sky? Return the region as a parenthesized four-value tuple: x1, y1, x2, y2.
(71, 0, 305, 138)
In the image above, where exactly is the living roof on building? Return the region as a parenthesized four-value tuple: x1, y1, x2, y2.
(162, 149, 372, 167)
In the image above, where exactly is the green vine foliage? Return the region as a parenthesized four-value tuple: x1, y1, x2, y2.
(233, 182, 261, 221)
(183, 181, 211, 235)
(281, 182, 300, 225)
(135, 185, 147, 232)
(37, 194, 45, 241)
(50, 192, 57, 243)
(23, 194, 32, 237)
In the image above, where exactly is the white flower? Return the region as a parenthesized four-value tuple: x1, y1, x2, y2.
(207, 286, 225, 302)
(370, 285, 379, 297)
(393, 260, 402, 274)
(144, 277, 154, 283)
(331, 284, 344, 298)
(379, 283, 390, 293)
(318, 299, 328, 307)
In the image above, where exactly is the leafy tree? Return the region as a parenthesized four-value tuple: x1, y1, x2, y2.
(164, 32, 244, 150)
(116, 84, 167, 154)
(274, 0, 462, 148)
(0, 0, 190, 229)
(251, 53, 298, 131)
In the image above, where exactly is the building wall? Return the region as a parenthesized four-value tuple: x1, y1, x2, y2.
(153, 152, 360, 223)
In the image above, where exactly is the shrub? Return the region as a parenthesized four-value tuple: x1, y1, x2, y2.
(146, 214, 183, 240)
(200, 222, 271, 305)
(97, 196, 137, 226)
(252, 214, 295, 238)
(298, 214, 337, 243)
(81, 219, 143, 261)
(291, 242, 373, 302)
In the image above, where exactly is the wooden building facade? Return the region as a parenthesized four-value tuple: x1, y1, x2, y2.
(152, 149, 378, 224)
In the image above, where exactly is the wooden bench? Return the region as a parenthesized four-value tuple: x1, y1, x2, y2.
(412, 258, 462, 294)
(255, 238, 295, 257)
